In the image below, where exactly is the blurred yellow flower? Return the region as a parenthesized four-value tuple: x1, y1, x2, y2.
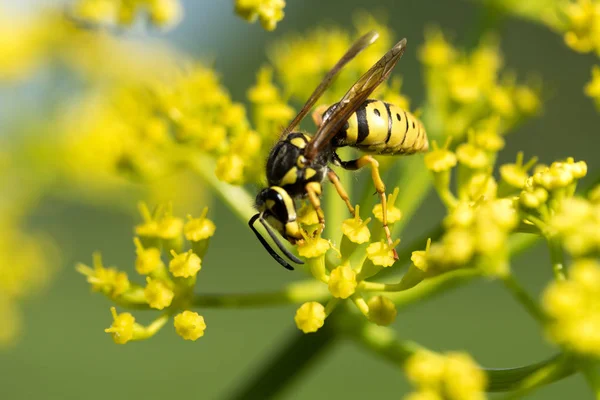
(294, 302, 326, 333)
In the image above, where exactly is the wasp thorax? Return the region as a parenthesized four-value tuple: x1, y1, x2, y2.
(265, 132, 329, 197)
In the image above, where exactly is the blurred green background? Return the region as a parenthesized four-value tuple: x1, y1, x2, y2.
(1, 0, 598, 399)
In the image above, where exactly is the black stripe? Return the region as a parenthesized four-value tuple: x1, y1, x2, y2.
(400, 110, 409, 146)
(356, 104, 369, 144)
(384, 102, 393, 143)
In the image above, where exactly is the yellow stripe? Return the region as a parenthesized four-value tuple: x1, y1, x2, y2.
(272, 186, 296, 220)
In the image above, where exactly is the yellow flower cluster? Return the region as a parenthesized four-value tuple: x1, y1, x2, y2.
(235, 0, 286, 31)
(404, 350, 487, 400)
(78, 202, 215, 343)
(269, 16, 410, 107)
(543, 258, 600, 356)
(420, 28, 540, 140)
(71, 0, 183, 28)
(292, 198, 402, 333)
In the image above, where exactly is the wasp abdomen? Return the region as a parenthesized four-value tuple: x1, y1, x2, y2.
(328, 99, 428, 155)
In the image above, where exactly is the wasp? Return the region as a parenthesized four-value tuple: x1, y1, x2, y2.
(249, 30, 429, 270)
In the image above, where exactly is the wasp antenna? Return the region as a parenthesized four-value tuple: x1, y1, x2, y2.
(260, 218, 305, 265)
(248, 214, 295, 271)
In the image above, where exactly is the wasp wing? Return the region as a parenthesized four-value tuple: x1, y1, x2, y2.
(279, 30, 379, 138)
(304, 38, 408, 160)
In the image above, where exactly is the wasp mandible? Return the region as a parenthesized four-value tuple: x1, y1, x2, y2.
(250, 30, 429, 270)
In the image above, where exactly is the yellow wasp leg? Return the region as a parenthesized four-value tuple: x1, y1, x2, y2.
(306, 182, 325, 234)
(335, 154, 398, 260)
(311, 104, 330, 128)
(327, 170, 355, 216)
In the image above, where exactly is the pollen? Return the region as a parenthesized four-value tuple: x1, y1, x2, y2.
(328, 263, 357, 299)
(169, 249, 202, 278)
(105, 307, 136, 345)
(297, 203, 321, 226)
(294, 301, 326, 333)
(144, 278, 174, 310)
(184, 208, 216, 242)
(174, 311, 206, 341)
(341, 205, 371, 244)
(373, 188, 403, 224)
(366, 239, 401, 268)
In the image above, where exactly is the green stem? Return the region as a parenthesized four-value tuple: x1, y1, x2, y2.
(192, 280, 329, 308)
(386, 268, 482, 307)
(498, 353, 575, 398)
(226, 321, 338, 400)
(501, 274, 546, 323)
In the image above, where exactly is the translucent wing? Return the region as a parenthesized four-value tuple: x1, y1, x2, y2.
(304, 38, 408, 160)
(279, 30, 379, 138)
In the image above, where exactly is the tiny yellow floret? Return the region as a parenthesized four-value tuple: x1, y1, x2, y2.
(373, 188, 403, 224)
(341, 205, 371, 244)
(367, 295, 397, 326)
(294, 301, 326, 333)
(366, 239, 400, 267)
(328, 264, 357, 299)
(134, 238, 164, 275)
(184, 208, 216, 242)
(174, 311, 206, 341)
(296, 234, 330, 259)
(169, 249, 201, 278)
(144, 278, 174, 310)
(424, 141, 457, 172)
(105, 307, 135, 345)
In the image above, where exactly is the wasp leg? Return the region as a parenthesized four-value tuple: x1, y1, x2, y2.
(311, 104, 330, 128)
(334, 153, 398, 260)
(327, 169, 355, 216)
(306, 181, 325, 234)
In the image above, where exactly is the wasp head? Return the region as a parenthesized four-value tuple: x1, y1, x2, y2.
(249, 187, 303, 270)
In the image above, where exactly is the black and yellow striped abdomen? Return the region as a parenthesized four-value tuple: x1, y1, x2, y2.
(328, 99, 428, 155)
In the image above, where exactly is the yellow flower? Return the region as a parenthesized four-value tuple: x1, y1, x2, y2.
(500, 152, 538, 189)
(297, 234, 330, 259)
(405, 351, 446, 388)
(367, 296, 397, 326)
(105, 307, 136, 345)
(373, 187, 402, 224)
(443, 352, 488, 400)
(456, 142, 489, 170)
(341, 205, 371, 244)
(184, 208, 216, 242)
(134, 202, 183, 240)
(404, 390, 443, 400)
(144, 278, 174, 310)
(366, 239, 400, 267)
(419, 28, 456, 67)
(328, 264, 357, 299)
(234, 0, 286, 31)
(76, 252, 130, 298)
(405, 351, 487, 400)
(174, 311, 206, 341)
(294, 301, 326, 333)
(543, 259, 600, 357)
(148, 0, 183, 27)
(169, 249, 201, 278)
(133, 238, 164, 275)
(424, 140, 457, 172)
(215, 153, 245, 184)
(411, 239, 432, 272)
